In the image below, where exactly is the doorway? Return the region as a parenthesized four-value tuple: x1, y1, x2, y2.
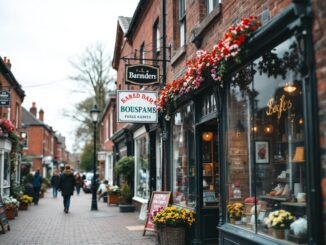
(198, 119, 219, 244)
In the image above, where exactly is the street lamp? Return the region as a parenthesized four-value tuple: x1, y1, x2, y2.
(90, 104, 100, 211)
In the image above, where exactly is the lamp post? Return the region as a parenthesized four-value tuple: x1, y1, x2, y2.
(90, 104, 100, 211)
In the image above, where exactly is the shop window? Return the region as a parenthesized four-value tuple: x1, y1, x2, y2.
(172, 102, 196, 208)
(206, 0, 218, 14)
(135, 136, 149, 199)
(226, 36, 308, 243)
(179, 0, 186, 47)
(199, 91, 217, 119)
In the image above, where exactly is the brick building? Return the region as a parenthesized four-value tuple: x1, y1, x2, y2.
(101, 0, 325, 244)
(0, 56, 25, 197)
(22, 103, 69, 177)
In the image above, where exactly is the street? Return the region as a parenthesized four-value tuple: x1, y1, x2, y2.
(0, 190, 157, 245)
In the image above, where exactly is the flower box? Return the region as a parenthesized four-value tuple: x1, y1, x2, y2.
(5, 208, 16, 220)
(108, 194, 120, 205)
(19, 203, 28, 210)
(158, 226, 186, 245)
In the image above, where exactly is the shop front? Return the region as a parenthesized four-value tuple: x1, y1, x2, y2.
(218, 4, 322, 245)
(160, 3, 322, 245)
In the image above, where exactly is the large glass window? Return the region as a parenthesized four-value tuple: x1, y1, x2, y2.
(226, 36, 308, 243)
(135, 135, 149, 199)
(172, 102, 196, 208)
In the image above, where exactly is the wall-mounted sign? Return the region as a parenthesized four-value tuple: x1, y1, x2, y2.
(266, 95, 292, 119)
(125, 64, 160, 85)
(117, 90, 158, 123)
(0, 91, 10, 107)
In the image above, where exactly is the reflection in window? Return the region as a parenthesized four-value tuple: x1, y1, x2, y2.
(172, 102, 196, 208)
(226, 36, 308, 244)
(135, 136, 149, 199)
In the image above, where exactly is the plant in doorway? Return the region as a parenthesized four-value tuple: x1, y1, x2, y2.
(115, 156, 135, 212)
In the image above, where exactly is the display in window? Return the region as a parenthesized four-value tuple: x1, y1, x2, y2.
(226, 36, 308, 244)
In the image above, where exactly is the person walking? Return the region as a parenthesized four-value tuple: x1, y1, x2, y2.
(75, 172, 83, 195)
(58, 165, 76, 213)
(32, 169, 43, 205)
(51, 170, 60, 198)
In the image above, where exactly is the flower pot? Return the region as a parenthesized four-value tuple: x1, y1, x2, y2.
(108, 194, 120, 205)
(273, 229, 285, 239)
(159, 226, 185, 245)
(119, 204, 135, 212)
(19, 203, 28, 210)
(40, 191, 45, 198)
(229, 218, 235, 224)
(5, 208, 16, 220)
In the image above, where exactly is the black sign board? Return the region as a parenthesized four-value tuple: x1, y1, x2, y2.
(125, 64, 160, 85)
(0, 195, 10, 233)
(0, 91, 11, 107)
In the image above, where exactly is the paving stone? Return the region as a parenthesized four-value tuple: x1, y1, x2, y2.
(0, 190, 157, 245)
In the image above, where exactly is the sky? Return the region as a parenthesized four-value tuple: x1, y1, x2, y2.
(0, 0, 139, 152)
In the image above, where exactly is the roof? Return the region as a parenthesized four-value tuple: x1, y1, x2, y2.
(22, 107, 53, 132)
(125, 0, 148, 38)
(118, 16, 132, 34)
(0, 56, 25, 99)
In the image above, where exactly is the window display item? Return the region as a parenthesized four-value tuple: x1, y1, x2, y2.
(296, 193, 306, 203)
(233, 181, 241, 198)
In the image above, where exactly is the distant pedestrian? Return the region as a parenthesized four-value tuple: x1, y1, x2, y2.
(75, 172, 83, 195)
(32, 169, 43, 205)
(51, 170, 60, 198)
(58, 165, 76, 213)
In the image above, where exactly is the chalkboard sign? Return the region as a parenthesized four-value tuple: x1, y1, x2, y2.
(143, 191, 171, 236)
(0, 195, 10, 233)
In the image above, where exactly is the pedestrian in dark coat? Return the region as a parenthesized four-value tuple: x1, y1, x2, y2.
(32, 169, 43, 205)
(58, 165, 76, 213)
(51, 170, 60, 198)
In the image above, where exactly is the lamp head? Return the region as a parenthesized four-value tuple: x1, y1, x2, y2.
(90, 105, 100, 123)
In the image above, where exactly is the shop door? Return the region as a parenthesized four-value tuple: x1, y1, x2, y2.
(198, 124, 219, 244)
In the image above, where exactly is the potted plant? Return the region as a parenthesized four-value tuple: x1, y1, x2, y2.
(227, 202, 244, 224)
(264, 209, 296, 239)
(40, 183, 47, 198)
(152, 206, 195, 245)
(18, 195, 33, 210)
(107, 185, 120, 205)
(115, 156, 135, 212)
(3, 196, 19, 219)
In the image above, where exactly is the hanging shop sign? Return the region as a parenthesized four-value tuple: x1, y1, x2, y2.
(0, 91, 10, 107)
(125, 64, 160, 85)
(117, 90, 158, 123)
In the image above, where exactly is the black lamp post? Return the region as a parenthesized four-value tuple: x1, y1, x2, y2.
(90, 104, 100, 211)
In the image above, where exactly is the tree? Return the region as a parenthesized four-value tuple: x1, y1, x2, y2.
(65, 43, 116, 149)
(79, 143, 94, 172)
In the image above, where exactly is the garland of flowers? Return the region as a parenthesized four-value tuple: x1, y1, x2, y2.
(157, 16, 262, 117)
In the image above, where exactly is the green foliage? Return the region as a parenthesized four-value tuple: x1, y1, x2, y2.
(42, 177, 51, 188)
(22, 173, 33, 185)
(40, 183, 47, 192)
(80, 142, 94, 171)
(120, 183, 133, 204)
(12, 183, 24, 199)
(115, 156, 134, 186)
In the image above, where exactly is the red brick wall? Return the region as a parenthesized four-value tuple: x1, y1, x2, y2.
(311, 0, 326, 242)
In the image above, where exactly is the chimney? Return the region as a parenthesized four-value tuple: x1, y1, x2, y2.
(3, 56, 12, 70)
(30, 102, 37, 117)
(39, 108, 44, 121)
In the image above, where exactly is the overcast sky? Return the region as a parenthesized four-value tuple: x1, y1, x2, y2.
(0, 0, 139, 152)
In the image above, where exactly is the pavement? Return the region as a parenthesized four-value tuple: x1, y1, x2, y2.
(0, 189, 157, 245)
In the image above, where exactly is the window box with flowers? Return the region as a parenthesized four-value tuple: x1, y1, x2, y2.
(3, 196, 19, 219)
(152, 206, 195, 245)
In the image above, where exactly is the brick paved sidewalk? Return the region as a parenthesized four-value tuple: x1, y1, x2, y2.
(0, 190, 157, 245)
